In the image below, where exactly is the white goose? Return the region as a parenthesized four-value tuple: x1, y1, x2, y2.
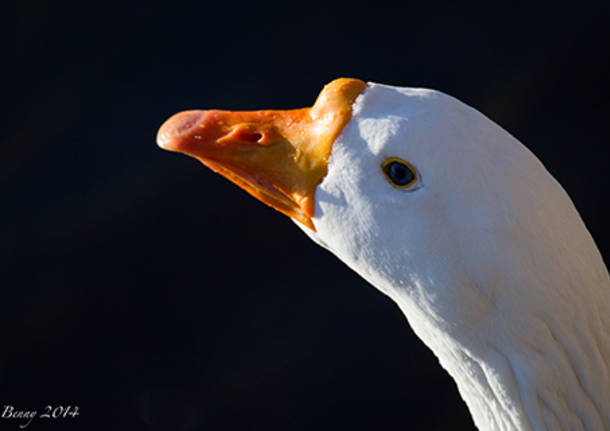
(157, 78, 610, 430)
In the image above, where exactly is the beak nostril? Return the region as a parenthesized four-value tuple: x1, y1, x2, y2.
(236, 130, 264, 143)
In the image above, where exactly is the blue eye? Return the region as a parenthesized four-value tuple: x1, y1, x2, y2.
(382, 158, 417, 188)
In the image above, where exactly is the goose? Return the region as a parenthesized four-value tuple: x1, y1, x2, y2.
(156, 78, 610, 430)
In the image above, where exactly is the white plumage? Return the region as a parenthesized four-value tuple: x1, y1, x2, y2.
(300, 82, 610, 430)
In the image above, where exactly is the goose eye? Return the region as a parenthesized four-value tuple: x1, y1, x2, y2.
(382, 158, 417, 188)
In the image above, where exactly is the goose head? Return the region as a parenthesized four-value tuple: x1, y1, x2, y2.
(157, 78, 610, 430)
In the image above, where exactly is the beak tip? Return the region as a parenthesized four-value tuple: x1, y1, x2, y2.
(156, 131, 175, 151)
(157, 110, 204, 151)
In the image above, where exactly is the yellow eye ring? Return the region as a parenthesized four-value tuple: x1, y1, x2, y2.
(381, 157, 418, 189)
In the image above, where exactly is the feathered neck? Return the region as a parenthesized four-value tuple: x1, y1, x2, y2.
(391, 253, 610, 431)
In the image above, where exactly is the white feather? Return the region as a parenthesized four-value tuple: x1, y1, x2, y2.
(298, 82, 610, 430)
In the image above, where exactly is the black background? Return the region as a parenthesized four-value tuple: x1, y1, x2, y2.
(4, 2, 610, 430)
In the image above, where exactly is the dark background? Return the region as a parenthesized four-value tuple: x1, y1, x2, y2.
(4, 1, 610, 430)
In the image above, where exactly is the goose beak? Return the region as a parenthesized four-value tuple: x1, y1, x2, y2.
(157, 78, 367, 231)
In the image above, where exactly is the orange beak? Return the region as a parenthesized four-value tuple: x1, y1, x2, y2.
(157, 78, 367, 231)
